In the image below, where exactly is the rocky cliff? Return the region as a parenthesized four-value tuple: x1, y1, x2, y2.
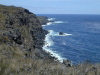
(0, 4, 52, 59)
(0, 5, 55, 74)
(37, 16, 48, 25)
(0, 5, 100, 75)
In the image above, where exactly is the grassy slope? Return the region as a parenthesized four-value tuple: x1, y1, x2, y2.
(0, 5, 100, 75)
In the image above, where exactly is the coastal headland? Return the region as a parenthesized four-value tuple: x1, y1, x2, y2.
(0, 5, 100, 75)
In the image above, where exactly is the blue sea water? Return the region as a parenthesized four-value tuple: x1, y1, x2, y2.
(39, 14, 100, 64)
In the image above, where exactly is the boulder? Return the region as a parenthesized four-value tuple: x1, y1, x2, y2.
(59, 32, 64, 35)
(63, 60, 72, 67)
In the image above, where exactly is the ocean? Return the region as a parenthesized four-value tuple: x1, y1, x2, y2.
(39, 14, 100, 64)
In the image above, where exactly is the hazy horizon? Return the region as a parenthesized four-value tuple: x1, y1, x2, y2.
(0, 0, 100, 14)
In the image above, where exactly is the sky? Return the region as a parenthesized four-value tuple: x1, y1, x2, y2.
(0, 0, 100, 14)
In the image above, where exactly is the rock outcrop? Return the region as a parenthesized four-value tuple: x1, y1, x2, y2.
(0, 4, 54, 61)
(38, 16, 48, 25)
(0, 5, 100, 75)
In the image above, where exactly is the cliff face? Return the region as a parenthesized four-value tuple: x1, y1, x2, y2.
(0, 5, 55, 74)
(0, 5, 100, 75)
(37, 16, 48, 25)
(0, 5, 51, 59)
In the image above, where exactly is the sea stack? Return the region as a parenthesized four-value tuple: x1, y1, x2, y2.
(59, 32, 64, 35)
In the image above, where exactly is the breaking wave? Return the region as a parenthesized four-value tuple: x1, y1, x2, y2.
(48, 18, 55, 21)
(54, 21, 64, 24)
(42, 30, 65, 62)
(48, 30, 72, 36)
(42, 18, 72, 62)
(43, 30, 72, 62)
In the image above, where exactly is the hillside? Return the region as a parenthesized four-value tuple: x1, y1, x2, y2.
(0, 5, 100, 75)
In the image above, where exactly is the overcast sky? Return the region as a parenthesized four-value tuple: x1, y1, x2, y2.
(0, 0, 100, 14)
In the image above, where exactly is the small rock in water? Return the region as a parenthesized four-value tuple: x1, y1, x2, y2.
(59, 32, 64, 35)
(47, 46, 49, 47)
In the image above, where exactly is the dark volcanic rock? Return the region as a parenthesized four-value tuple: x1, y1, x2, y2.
(0, 4, 51, 60)
(59, 32, 64, 35)
(38, 16, 49, 25)
(0, 5, 99, 75)
(63, 60, 72, 67)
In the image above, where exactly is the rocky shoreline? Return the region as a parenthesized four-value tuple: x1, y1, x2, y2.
(0, 5, 100, 75)
(0, 5, 46, 59)
(0, 4, 68, 65)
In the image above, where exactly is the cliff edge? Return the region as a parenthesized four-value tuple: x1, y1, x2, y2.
(0, 5, 100, 75)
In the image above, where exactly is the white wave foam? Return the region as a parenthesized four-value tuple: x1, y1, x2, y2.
(42, 17, 66, 27)
(54, 21, 64, 24)
(42, 30, 72, 62)
(43, 31, 65, 62)
(47, 22, 53, 25)
(42, 22, 53, 27)
(58, 33, 72, 36)
(42, 17, 72, 62)
(48, 18, 55, 21)
(48, 30, 72, 36)
(45, 32, 54, 46)
(43, 46, 65, 62)
(62, 42, 67, 45)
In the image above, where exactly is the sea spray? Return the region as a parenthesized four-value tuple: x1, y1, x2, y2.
(42, 22, 53, 26)
(42, 17, 72, 63)
(48, 18, 55, 21)
(42, 30, 65, 62)
(42, 30, 72, 62)
(54, 21, 64, 24)
(48, 30, 72, 36)
(43, 17, 66, 26)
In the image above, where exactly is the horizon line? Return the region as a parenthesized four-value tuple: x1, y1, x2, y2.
(36, 13, 100, 15)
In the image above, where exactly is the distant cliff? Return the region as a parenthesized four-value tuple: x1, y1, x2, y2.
(38, 16, 48, 25)
(0, 5, 99, 75)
